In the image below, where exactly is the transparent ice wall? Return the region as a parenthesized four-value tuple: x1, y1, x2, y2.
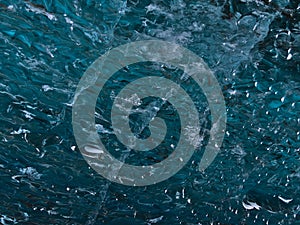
(0, 0, 299, 224)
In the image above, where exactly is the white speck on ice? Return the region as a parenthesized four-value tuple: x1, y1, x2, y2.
(10, 128, 30, 135)
(287, 53, 292, 60)
(148, 216, 163, 224)
(42, 85, 54, 92)
(242, 201, 261, 210)
(25, 2, 57, 21)
(84, 146, 104, 154)
(278, 196, 293, 203)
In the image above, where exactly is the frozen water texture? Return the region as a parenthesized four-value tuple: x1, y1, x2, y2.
(0, 0, 299, 224)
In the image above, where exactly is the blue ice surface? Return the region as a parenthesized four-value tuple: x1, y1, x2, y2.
(0, 0, 299, 224)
